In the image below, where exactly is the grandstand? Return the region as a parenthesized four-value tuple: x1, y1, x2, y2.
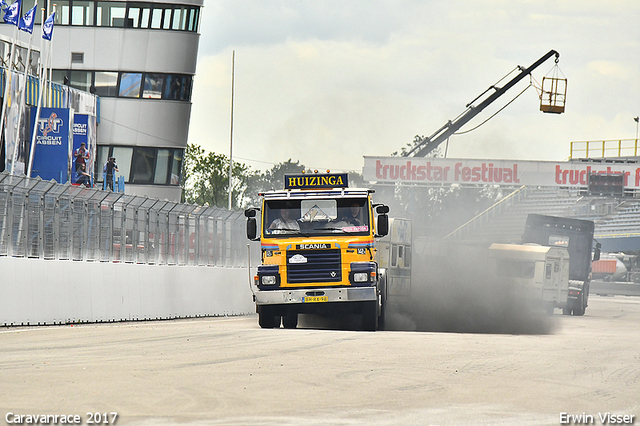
(444, 184, 640, 252)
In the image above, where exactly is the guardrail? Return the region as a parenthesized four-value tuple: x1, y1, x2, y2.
(591, 280, 640, 297)
(0, 172, 251, 267)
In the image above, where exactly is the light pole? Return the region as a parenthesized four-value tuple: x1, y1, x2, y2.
(635, 116, 639, 142)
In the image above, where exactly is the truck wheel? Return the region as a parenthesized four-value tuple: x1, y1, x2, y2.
(283, 313, 298, 329)
(573, 294, 586, 316)
(562, 306, 571, 315)
(258, 306, 280, 328)
(361, 301, 378, 332)
(378, 301, 387, 331)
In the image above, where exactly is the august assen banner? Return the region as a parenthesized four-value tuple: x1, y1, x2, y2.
(363, 156, 640, 189)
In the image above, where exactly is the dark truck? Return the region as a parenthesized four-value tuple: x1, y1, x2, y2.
(522, 214, 600, 316)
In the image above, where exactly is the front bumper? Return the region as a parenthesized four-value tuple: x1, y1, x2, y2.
(255, 286, 377, 306)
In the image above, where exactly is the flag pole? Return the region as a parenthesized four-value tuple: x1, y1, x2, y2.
(0, 22, 18, 171)
(26, 7, 47, 178)
(227, 50, 235, 210)
(10, 1, 36, 175)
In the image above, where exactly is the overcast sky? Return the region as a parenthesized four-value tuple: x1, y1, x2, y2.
(188, 0, 640, 174)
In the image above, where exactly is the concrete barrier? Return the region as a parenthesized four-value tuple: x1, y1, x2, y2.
(0, 257, 256, 325)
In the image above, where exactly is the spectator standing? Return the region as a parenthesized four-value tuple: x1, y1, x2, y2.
(74, 142, 89, 171)
(104, 157, 119, 191)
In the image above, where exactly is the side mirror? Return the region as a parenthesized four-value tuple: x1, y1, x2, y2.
(246, 217, 258, 241)
(376, 205, 390, 214)
(244, 209, 256, 218)
(377, 214, 389, 237)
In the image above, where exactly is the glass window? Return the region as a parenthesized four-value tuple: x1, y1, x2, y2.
(154, 149, 170, 184)
(170, 149, 182, 185)
(131, 147, 155, 184)
(150, 6, 164, 29)
(28, 51, 39, 76)
(140, 7, 150, 28)
(94, 71, 118, 97)
(70, 70, 92, 92)
(391, 244, 398, 267)
(51, 69, 68, 85)
(112, 146, 133, 182)
(96, 146, 110, 180)
(13, 46, 27, 72)
(165, 74, 187, 100)
(96, 1, 126, 27)
(119, 72, 142, 98)
(189, 7, 199, 32)
(127, 3, 150, 28)
(72, 1, 94, 26)
(162, 8, 172, 29)
(55, 0, 71, 25)
(546, 263, 552, 279)
(142, 73, 164, 99)
(172, 6, 184, 30)
(181, 76, 192, 100)
(0, 41, 9, 68)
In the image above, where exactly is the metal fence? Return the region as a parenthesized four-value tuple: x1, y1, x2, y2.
(0, 172, 251, 267)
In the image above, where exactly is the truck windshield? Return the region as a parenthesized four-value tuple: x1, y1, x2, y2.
(263, 198, 370, 237)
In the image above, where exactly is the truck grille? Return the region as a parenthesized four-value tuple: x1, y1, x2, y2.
(286, 249, 342, 284)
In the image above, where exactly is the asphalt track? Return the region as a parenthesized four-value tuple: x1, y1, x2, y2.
(1, 295, 639, 426)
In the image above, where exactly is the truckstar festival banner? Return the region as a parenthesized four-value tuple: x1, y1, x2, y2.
(30, 108, 73, 183)
(363, 156, 640, 189)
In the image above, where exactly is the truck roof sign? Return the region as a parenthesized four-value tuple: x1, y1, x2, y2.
(284, 173, 348, 190)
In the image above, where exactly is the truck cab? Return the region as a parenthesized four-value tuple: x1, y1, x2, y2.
(245, 173, 390, 330)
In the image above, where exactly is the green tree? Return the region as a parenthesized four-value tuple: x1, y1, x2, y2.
(182, 144, 257, 209)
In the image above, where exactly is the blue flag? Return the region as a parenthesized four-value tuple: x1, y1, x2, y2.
(0, 0, 9, 12)
(18, 4, 35, 33)
(3, 0, 20, 26)
(42, 11, 54, 40)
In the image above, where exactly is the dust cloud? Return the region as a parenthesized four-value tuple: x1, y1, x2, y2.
(385, 242, 557, 335)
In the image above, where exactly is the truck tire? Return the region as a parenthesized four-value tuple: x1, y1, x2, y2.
(258, 306, 280, 328)
(283, 313, 298, 329)
(361, 301, 378, 332)
(573, 294, 586, 316)
(562, 306, 571, 315)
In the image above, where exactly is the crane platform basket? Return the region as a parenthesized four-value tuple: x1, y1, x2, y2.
(540, 76, 566, 114)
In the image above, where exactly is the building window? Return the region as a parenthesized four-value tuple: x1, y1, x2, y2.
(70, 70, 92, 92)
(131, 147, 155, 184)
(72, 1, 94, 26)
(43, 1, 199, 31)
(97, 145, 183, 186)
(52, 69, 193, 101)
(97, 1, 126, 27)
(127, 2, 151, 28)
(71, 52, 84, 63)
(94, 71, 118, 97)
(111, 146, 133, 182)
(119, 72, 142, 98)
(54, 0, 71, 25)
(142, 73, 164, 99)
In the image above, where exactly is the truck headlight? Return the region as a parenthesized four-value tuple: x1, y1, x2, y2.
(261, 275, 277, 285)
(353, 272, 369, 282)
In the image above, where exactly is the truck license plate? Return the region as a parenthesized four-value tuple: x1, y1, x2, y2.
(303, 296, 328, 303)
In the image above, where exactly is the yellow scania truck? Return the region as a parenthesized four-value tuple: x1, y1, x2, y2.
(245, 172, 391, 331)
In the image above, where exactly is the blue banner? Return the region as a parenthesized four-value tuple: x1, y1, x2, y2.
(30, 108, 72, 183)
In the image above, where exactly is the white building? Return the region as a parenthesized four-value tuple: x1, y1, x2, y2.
(1, 0, 203, 201)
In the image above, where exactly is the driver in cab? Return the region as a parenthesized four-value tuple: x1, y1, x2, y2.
(269, 208, 300, 233)
(340, 202, 363, 226)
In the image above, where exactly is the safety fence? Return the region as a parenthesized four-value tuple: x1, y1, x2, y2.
(0, 172, 251, 267)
